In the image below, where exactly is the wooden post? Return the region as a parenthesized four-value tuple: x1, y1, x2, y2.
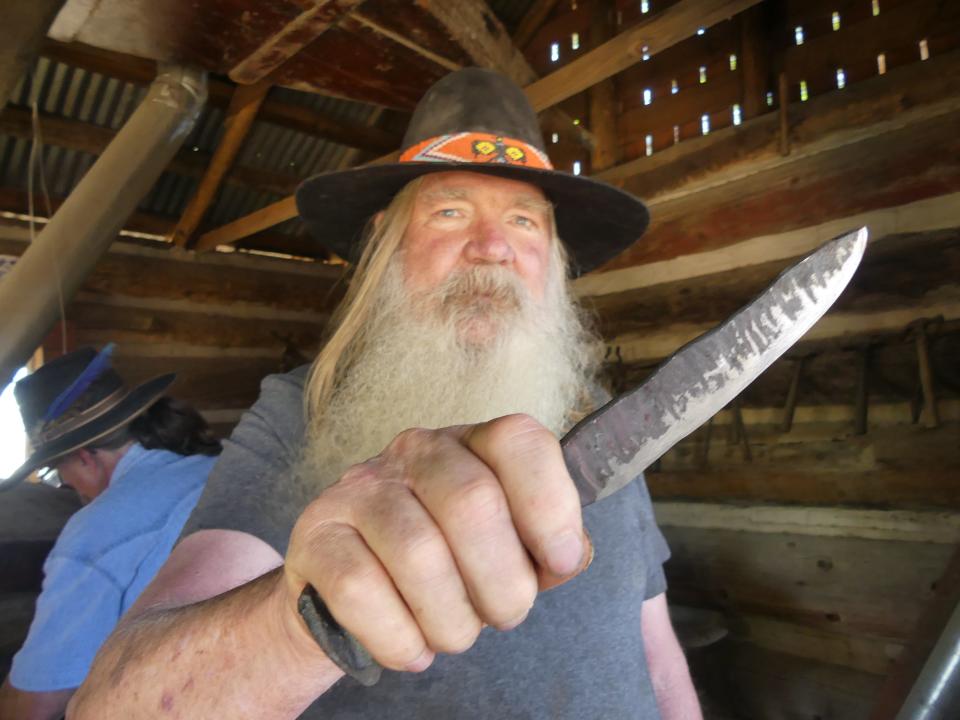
(915, 322, 940, 428)
(170, 78, 271, 249)
(512, 0, 561, 49)
(732, 399, 752, 462)
(699, 417, 714, 469)
(738, 4, 769, 122)
(854, 346, 870, 436)
(588, 2, 620, 173)
(777, 71, 790, 156)
(781, 356, 806, 433)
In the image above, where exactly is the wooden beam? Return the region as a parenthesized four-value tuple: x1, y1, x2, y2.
(611, 299, 960, 364)
(171, 80, 272, 248)
(732, 614, 904, 677)
(194, 195, 300, 252)
(230, 1, 365, 85)
(512, 0, 561, 49)
(575, 192, 960, 298)
(737, 3, 769, 122)
(350, 12, 460, 71)
(38, 40, 402, 153)
(0, 105, 301, 197)
(654, 502, 960, 545)
(523, 0, 764, 111)
(588, 5, 619, 173)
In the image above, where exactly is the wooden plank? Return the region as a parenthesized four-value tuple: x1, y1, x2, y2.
(706, 643, 884, 720)
(647, 422, 960, 508)
(611, 297, 960, 363)
(654, 502, 960, 544)
(575, 191, 960, 298)
(0, 227, 341, 312)
(737, 3, 770, 121)
(194, 195, 299, 251)
(734, 614, 904, 676)
(663, 524, 953, 639)
(348, 12, 460, 71)
(588, 5, 619, 172)
(783, 0, 960, 86)
(523, 0, 764, 111)
(229, 0, 364, 85)
(71, 301, 325, 354)
(171, 79, 272, 248)
(512, 0, 561, 49)
(111, 355, 282, 411)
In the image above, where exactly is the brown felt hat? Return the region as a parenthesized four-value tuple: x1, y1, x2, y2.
(296, 68, 649, 277)
(0, 345, 174, 491)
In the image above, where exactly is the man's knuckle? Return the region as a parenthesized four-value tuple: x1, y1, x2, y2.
(326, 562, 380, 608)
(446, 479, 509, 530)
(389, 427, 433, 455)
(435, 620, 482, 655)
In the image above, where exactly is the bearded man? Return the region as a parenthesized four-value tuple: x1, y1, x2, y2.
(71, 69, 701, 719)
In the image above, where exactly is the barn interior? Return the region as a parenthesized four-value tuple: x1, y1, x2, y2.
(1, 0, 959, 717)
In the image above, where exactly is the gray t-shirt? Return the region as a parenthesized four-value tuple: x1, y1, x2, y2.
(183, 367, 671, 719)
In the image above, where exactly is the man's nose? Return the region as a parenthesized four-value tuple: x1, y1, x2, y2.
(464, 218, 514, 265)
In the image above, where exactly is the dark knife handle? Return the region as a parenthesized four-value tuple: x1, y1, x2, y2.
(297, 584, 383, 686)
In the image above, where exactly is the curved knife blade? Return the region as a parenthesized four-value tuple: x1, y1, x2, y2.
(562, 227, 868, 506)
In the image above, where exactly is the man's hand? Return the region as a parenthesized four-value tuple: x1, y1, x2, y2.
(284, 413, 590, 672)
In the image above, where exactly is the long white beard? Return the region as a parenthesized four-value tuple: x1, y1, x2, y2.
(295, 257, 601, 495)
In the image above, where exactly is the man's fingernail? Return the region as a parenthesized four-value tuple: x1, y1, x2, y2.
(405, 648, 435, 673)
(544, 530, 583, 577)
(498, 610, 529, 632)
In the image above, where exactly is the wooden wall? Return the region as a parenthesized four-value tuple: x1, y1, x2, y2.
(527, 0, 960, 717)
(0, 224, 341, 437)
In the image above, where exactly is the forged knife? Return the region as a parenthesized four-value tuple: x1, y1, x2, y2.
(299, 227, 869, 686)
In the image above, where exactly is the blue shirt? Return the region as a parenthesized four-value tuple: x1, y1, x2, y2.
(9, 444, 215, 691)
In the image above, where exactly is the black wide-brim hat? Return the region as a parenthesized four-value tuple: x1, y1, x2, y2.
(296, 68, 649, 277)
(1, 347, 175, 490)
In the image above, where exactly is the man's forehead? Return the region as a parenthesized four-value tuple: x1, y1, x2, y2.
(417, 171, 549, 206)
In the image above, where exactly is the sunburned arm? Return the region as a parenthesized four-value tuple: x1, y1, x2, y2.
(67, 530, 343, 720)
(0, 676, 75, 720)
(641, 593, 703, 720)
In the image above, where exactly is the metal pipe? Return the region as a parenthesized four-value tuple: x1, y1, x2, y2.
(0, 64, 206, 385)
(896, 598, 960, 719)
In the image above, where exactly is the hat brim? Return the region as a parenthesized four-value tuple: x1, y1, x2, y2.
(296, 162, 649, 277)
(0, 373, 176, 491)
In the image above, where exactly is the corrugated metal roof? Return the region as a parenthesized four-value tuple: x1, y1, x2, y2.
(0, 54, 390, 249)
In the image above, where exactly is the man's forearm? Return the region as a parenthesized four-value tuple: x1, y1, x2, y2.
(69, 568, 342, 719)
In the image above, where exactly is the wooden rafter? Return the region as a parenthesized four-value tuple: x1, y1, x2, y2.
(170, 79, 272, 248)
(229, 0, 365, 85)
(350, 12, 460, 71)
(512, 0, 561, 49)
(39, 40, 401, 153)
(0, 106, 301, 197)
(524, 0, 764, 111)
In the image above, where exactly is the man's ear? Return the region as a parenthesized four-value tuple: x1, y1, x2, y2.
(72, 448, 95, 467)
